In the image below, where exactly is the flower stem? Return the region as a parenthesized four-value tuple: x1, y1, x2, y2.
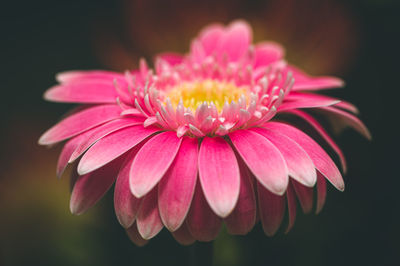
(191, 241, 214, 266)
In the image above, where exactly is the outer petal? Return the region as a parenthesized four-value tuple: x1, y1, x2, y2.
(44, 81, 119, 104)
(292, 181, 314, 214)
(254, 42, 285, 68)
(114, 148, 143, 228)
(265, 122, 344, 191)
(70, 158, 122, 215)
(136, 187, 163, 240)
(77, 125, 158, 175)
(229, 130, 288, 195)
(216, 20, 252, 62)
(69, 118, 144, 163)
(126, 222, 148, 247)
(285, 182, 297, 234)
(278, 98, 340, 111)
(56, 70, 126, 84)
(130, 132, 182, 198)
(56, 135, 85, 178)
(224, 162, 256, 235)
(158, 137, 198, 231)
(286, 109, 347, 173)
(155, 52, 184, 66)
(252, 127, 317, 187)
(319, 106, 371, 139)
(38, 104, 122, 145)
(186, 183, 222, 242)
(288, 65, 344, 91)
(257, 182, 285, 236)
(198, 137, 240, 218)
(172, 223, 196, 246)
(316, 172, 327, 214)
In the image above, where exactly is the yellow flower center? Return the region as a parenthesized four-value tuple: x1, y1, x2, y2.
(166, 79, 249, 112)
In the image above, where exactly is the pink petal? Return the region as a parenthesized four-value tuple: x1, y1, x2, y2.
(69, 118, 144, 163)
(292, 181, 313, 214)
(155, 52, 184, 66)
(265, 122, 344, 191)
(285, 182, 297, 233)
(114, 148, 143, 228)
(198, 136, 240, 218)
(286, 109, 347, 173)
(78, 125, 158, 175)
(252, 127, 317, 187)
(319, 106, 371, 140)
(288, 65, 344, 91)
(136, 187, 164, 240)
(316, 172, 327, 214)
(224, 162, 256, 235)
(198, 23, 225, 55)
(253, 42, 285, 68)
(172, 223, 196, 245)
(130, 132, 182, 198)
(39, 104, 122, 145)
(278, 98, 340, 111)
(229, 130, 288, 195)
(158, 137, 198, 231)
(257, 181, 285, 236)
(216, 20, 252, 62)
(70, 158, 122, 215)
(186, 183, 222, 242)
(44, 81, 120, 104)
(56, 135, 85, 178)
(56, 70, 126, 84)
(126, 222, 148, 247)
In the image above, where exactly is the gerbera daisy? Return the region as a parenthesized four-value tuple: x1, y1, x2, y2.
(39, 20, 369, 245)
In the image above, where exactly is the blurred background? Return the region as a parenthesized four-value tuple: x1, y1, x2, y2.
(1, 0, 399, 265)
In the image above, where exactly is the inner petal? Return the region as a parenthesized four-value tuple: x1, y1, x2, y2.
(166, 79, 249, 112)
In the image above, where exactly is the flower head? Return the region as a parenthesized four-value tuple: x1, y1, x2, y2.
(39, 20, 369, 245)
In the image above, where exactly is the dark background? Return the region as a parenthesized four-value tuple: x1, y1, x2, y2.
(1, 0, 399, 265)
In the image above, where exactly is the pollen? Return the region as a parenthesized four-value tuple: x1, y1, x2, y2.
(166, 79, 249, 112)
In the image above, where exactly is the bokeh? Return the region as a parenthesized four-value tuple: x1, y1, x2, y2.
(1, 0, 399, 265)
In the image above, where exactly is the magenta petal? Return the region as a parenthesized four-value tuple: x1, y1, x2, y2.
(229, 130, 288, 195)
(266, 122, 344, 191)
(216, 20, 252, 62)
(285, 183, 297, 234)
(289, 65, 344, 91)
(114, 148, 143, 228)
(172, 223, 196, 246)
(316, 172, 327, 214)
(158, 137, 198, 231)
(155, 52, 184, 66)
(136, 187, 163, 240)
(254, 42, 285, 68)
(257, 182, 285, 236)
(77, 125, 158, 175)
(292, 181, 314, 214)
(39, 104, 122, 145)
(286, 109, 347, 173)
(253, 127, 317, 187)
(130, 132, 182, 198)
(198, 137, 240, 218)
(198, 24, 225, 55)
(56, 70, 126, 84)
(69, 118, 144, 163)
(70, 158, 121, 215)
(278, 98, 340, 111)
(126, 222, 148, 247)
(56, 135, 84, 178)
(44, 81, 119, 104)
(186, 183, 222, 242)
(319, 106, 371, 140)
(224, 163, 256, 235)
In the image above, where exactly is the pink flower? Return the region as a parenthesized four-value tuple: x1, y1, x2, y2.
(39, 20, 369, 245)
